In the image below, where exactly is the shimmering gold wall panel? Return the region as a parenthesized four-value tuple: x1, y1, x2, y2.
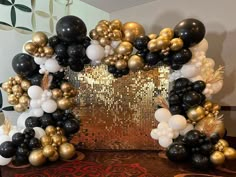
(69, 65, 169, 150)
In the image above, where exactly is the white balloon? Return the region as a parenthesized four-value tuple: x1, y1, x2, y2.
(179, 123, 194, 136)
(34, 57, 47, 65)
(33, 127, 46, 139)
(157, 122, 169, 129)
(150, 129, 159, 140)
(45, 58, 61, 73)
(0, 155, 11, 166)
(212, 80, 223, 94)
(154, 108, 171, 122)
(173, 130, 180, 139)
(111, 41, 121, 48)
(41, 99, 57, 113)
(0, 126, 5, 136)
(28, 86, 43, 99)
(86, 43, 105, 61)
(0, 135, 10, 145)
(158, 136, 173, 148)
(30, 99, 41, 108)
(189, 75, 204, 82)
(181, 64, 200, 78)
(168, 115, 187, 130)
(190, 38, 208, 54)
(17, 112, 32, 129)
(32, 108, 44, 117)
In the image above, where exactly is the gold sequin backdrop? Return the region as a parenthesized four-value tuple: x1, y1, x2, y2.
(68, 65, 169, 150)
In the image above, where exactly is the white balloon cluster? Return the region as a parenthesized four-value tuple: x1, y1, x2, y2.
(151, 108, 193, 148)
(169, 38, 223, 98)
(28, 86, 57, 117)
(86, 40, 105, 66)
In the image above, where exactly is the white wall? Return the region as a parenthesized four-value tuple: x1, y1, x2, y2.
(111, 0, 236, 136)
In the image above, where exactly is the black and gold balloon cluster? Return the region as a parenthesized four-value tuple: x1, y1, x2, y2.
(29, 126, 75, 166)
(1, 75, 31, 112)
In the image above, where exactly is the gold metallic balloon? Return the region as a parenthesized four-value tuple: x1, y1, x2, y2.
(156, 36, 170, 50)
(116, 41, 133, 55)
(195, 116, 225, 138)
(110, 19, 122, 30)
(112, 29, 122, 41)
(29, 149, 47, 166)
(212, 104, 221, 112)
(21, 80, 31, 91)
(14, 75, 23, 84)
(170, 38, 184, 51)
(8, 94, 19, 105)
(95, 24, 108, 36)
(223, 147, 236, 160)
(43, 46, 54, 57)
(43, 145, 56, 157)
(69, 89, 78, 97)
(98, 20, 110, 26)
(48, 151, 59, 162)
(159, 28, 174, 40)
(52, 89, 63, 100)
(14, 104, 26, 112)
(204, 101, 213, 110)
(45, 126, 56, 136)
(12, 85, 23, 94)
(52, 134, 62, 145)
(122, 22, 145, 43)
(147, 39, 158, 52)
(41, 135, 52, 147)
(128, 55, 144, 72)
(59, 143, 76, 160)
(89, 29, 99, 40)
(32, 32, 48, 47)
(187, 106, 205, 123)
(19, 95, 30, 106)
(61, 83, 73, 92)
(210, 151, 225, 165)
(61, 136, 67, 143)
(148, 33, 158, 40)
(1, 82, 10, 92)
(99, 37, 110, 47)
(115, 60, 128, 70)
(57, 98, 73, 110)
(218, 139, 229, 147)
(24, 42, 38, 55)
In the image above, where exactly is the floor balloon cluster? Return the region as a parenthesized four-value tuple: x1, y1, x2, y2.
(0, 15, 234, 171)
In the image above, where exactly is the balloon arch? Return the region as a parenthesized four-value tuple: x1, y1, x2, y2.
(0, 15, 235, 170)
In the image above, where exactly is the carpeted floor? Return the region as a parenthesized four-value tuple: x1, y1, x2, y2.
(1, 149, 236, 177)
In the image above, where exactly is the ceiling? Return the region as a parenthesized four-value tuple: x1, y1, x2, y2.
(81, 0, 156, 13)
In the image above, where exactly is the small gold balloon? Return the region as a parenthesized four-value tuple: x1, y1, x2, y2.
(148, 33, 158, 40)
(218, 139, 229, 147)
(40, 135, 52, 146)
(212, 104, 221, 112)
(61, 83, 73, 92)
(24, 42, 38, 55)
(61, 136, 67, 143)
(69, 89, 78, 97)
(187, 106, 205, 123)
(52, 89, 63, 100)
(29, 149, 47, 166)
(52, 134, 62, 145)
(204, 101, 213, 110)
(122, 22, 145, 43)
(19, 95, 30, 106)
(48, 151, 59, 162)
(159, 28, 174, 40)
(156, 37, 170, 50)
(98, 20, 110, 26)
(95, 24, 108, 36)
(32, 32, 48, 47)
(147, 39, 158, 52)
(21, 80, 31, 91)
(112, 29, 122, 41)
(43, 46, 54, 57)
(14, 75, 23, 84)
(170, 38, 184, 51)
(110, 19, 122, 30)
(12, 85, 23, 94)
(116, 41, 133, 55)
(45, 126, 56, 135)
(57, 98, 73, 110)
(43, 145, 56, 157)
(59, 143, 76, 160)
(1, 82, 10, 92)
(14, 104, 26, 112)
(210, 151, 225, 165)
(115, 60, 128, 70)
(223, 147, 236, 160)
(89, 29, 99, 40)
(8, 94, 19, 105)
(99, 37, 110, 47)
(128, 55, 144, 72)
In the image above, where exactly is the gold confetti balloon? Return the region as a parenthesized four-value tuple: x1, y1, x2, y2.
(210, 151, 225, 165)
(29, 149, 47, 166)
(59, 143, 76, 160)
(32, 32, 48, 47)
(128, 55, 144, 72)
(122, 22, 145, 43)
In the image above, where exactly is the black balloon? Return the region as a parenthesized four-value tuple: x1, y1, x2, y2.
(56, 15, 87, 42)
(121, 67, 130, 75)
(13, 155, 29, 166)
(0, 141, 16, 158)
(67, 44, 86, 58)
(133, 36, 150, 50)
(40, 113, 56, 128)
(145, 52, 160, 65)
(82, 36, 91, 49)
(166, 143, 189, 162)
(52, 109, 65, 121)
(171, 63, 183, 70)
(169, 94, 181, 105)
(55, 44, 68, 58)
(182, 91, 202, 107)
(25, 117, 41, 128)
(108, 65, 117, 74)
(12, 53, 38, 77)
(210, 133, 220, 144)
(23, 128, 35, 138)
(174, 78, 192, 91)
(48, 35, 60, 47)
(174, 18, 205, 47)
(185, 130, 201, 146)
(53, 71, 65, 80)
(63, 118, 80, 135)
(169, 105, 183, 115)
(55, 57, 69, 67)
(27, 73, 43, 86)
(191, 154, 210, 170)
(81, 56, 91, 65)
(28, 138, 41, 150)
(12, 133, 25, 145)
(200, 143, 214, 155)
(16, 146, 29, 156)
(172, 48, 192, 65)
(193, 80, 206, 92)
(69, 59, 84, 72)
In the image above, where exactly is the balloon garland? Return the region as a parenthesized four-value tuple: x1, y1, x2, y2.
(0, 15, 235, 171)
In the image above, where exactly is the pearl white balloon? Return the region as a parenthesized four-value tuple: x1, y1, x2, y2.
(0, 135, 10, 145)
(32, 108, 44, 117)
(155, 108, 171, 122)
(168, 115, 187, 130)
(17, 112, 32, 129)
(190, 38, 208, 54)
(34, 57, 47, 65)
(173, 130, 180, 139)
(0, 156, 11, 166)
(33, 127, 46, 139)
(179, 123, 194, 136)
(212, 80, 223, 94)
(157, 122, 169, 129)
(41, 99, 57, 113)
(30, 100, 41, 108)
(158, 136, 173, 148)
(45, 58, 61, 73)
(28, 86, 43, 99)
(181, 64, 200, 78)
(150, 129, 159, 140)
(86, 43, 105, 61)
(189, 75, 204, 82)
